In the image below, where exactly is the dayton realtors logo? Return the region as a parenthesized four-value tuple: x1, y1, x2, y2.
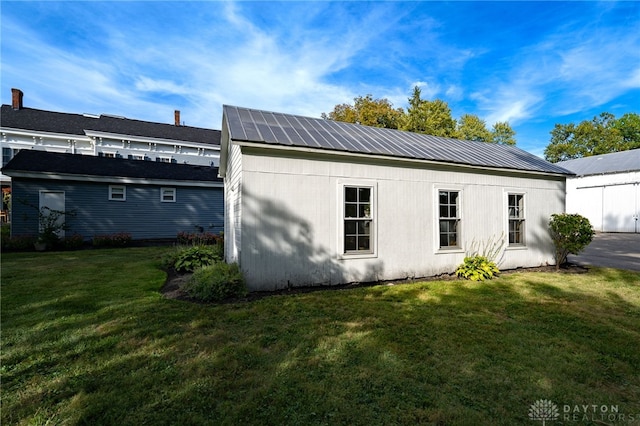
(529, 400, 639, 424)
(529, 400, 560, 425)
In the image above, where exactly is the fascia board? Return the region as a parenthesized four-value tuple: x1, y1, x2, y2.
(1, 127, 91, 142)
(233, 140, 570, 179)
(84, 130, 220, 150)
(4, 170, 223, 188)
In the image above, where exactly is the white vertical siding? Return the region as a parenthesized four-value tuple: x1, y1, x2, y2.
(237, 149, 566, 291)
(566, 172, 640, 232)
(224, 142, 243, 263)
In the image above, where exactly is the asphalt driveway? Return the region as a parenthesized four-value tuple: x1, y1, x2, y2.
(568, 232, 640, 272)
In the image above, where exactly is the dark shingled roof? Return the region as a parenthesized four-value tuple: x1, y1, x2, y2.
(557, 149, 640, 177)
(1, 104, 221, 145)
(223, 105, 572, 175)
(2, 150, 222, 183)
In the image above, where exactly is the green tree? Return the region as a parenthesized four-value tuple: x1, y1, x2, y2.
(400, 86, 458, 137)
(613, 112, 640, 149)
(544, 112, 639, 162)
(548, 213, 595, 270)
(491, 121, 517, 145)
(457, 114, 491, 142)
(321, 94, 404, 129)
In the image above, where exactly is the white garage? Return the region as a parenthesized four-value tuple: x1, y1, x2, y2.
(559, 149, 640, 233)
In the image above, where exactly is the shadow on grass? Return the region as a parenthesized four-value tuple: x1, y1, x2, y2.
(3, 248, 639, 425)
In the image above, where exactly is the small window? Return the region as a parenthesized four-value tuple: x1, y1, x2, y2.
(343, 186, 373, 254)
(103, 152, 116, 158)
(438, 190, 460, 249)
(109, 185, 126, 201)
(156, 157, 171, 163)
(508, 194, 525, 245)
(2, 147, 13, 166)
(161, 187, 176, 203)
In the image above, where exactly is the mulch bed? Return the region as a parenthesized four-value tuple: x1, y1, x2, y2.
(160, 263, 588, 304)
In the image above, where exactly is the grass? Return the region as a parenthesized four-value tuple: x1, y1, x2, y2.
(2, 247, 639, 425)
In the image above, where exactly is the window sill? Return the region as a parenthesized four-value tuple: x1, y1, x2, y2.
(339, 251, 377, 260)
(506, 245, 528, 250)
(435, 247, 465, 254)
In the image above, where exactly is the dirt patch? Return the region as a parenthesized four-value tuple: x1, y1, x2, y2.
(160, 263, 589, 304)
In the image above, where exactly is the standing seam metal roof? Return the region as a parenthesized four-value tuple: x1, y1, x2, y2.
(223, 105, 572, 175)
(557, 149, 640, 176)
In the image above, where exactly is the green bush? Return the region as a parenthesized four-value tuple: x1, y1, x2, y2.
(456, 255, 500, 281)
(549, 213, 595, 269)
(174, 245, 220, 273)
(2, 234, 37, 251)
(92, 232, 132, 248)
(183, 262, 246, 302)
(62, 234, 85, 250)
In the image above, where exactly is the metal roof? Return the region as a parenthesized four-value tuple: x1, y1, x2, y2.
(557, 149, 640, 177)
(223, 105, 571, 175)
(1, 104, 221, 146)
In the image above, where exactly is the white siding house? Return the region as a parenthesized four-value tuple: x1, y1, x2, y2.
(559, 149, 640, 233)
(220, 105, 571, 291)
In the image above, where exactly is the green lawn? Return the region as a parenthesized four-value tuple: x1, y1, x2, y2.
(2, 248, 639, 425)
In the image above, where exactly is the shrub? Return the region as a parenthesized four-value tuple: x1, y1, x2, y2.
(183, 262, 246, 302)
(177, 231, 221, 246)
(174, 245, 220, 273)
(2, 235, 37, 251)
(92, 232, 132, 248)
(549, 213, 595, 270)
(62, 234, 85, 250)
(456, 255, 500, 281)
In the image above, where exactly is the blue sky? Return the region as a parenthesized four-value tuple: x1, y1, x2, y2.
(1, 1, 639, 157)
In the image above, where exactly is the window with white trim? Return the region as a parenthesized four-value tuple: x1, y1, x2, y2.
(109, 185, 126, 201)
(343, 186, 374, 254)
(508, 194, 525, 245)
(161, 187, 176, 203)
(438, 190, 460, 249)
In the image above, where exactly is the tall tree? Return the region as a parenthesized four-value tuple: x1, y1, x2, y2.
(321, 95, 404, 129)
(400, 86, 458, 137)
(491, 121, 517, 145)
(544, 112, 639, 162)
(457, 114, 491, 142)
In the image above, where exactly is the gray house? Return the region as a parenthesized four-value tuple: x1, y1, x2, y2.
(220, 105, 572, 291)
(3, 150, 223, 241)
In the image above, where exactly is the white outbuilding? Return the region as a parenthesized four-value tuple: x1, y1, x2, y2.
(219, 105, 572, 291)
(558, 149, 640, 233)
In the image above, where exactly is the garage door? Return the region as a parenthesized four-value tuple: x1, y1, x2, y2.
(603, 183, 639, 233)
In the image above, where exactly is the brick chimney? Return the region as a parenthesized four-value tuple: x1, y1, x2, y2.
(174, 110, 181, 126)
(12, 88, 23, 110)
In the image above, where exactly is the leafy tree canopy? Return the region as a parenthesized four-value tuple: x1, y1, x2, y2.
(320, 94, 404, 129)
(323, 86, 517, 145)
(544, 112, 640, 163)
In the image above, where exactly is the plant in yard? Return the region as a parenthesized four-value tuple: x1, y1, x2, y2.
(173, 245, 220, 273)
(183, 262, 246, 302)
(456, 255, 500, 281)
(456, 234, 505, 281)
(548, 213, 595, 270)
(36, 206, 74, 250)
(92, 232, 132, 248)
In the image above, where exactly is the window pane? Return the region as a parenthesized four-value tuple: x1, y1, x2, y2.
(345, 236, 356, 251)
(440, 234, 448, 247)
(358, 220, 370, 235)
(449, 206, 457, 218)
(439, 191, 448, 204)
(345, 204, 357, 218)
(358, 188, 370, 203)
(449, 192, 458, 204)
(345, 187, 357, 202)
(359, 236, 370, 251)
(345, 221, 356, 234)
(358, 204, 371, 218)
